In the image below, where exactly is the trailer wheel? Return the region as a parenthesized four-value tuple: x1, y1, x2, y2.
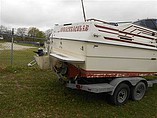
(131, 81, 146, 101)
(110, 83, 130, 105)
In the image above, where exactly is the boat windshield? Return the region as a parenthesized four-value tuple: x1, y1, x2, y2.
(154, 19, 157, 27)
(133, 19, 157, 31)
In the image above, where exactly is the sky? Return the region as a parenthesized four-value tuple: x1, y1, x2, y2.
(0, 0, 157, 31)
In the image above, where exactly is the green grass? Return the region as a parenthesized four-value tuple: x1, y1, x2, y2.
(0, 40, 6, 43)
(0, 48, 157, 118)
(0, 48, 37, 68)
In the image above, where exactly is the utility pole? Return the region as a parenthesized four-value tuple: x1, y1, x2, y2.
(81, 0, 86, 22)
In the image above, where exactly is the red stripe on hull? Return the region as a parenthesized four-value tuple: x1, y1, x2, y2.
(119, 31, 154, 40)
(104, 37, 155, 47)
(67, 64, 157, 79)
(83, 70, 157, 78)
(95, 25, 119, 32)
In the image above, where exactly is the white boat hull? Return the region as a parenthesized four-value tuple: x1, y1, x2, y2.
(49, 19, 157, 78)
(51, 39, 157, 78)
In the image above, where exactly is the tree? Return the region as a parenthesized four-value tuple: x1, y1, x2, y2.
(16, 28, 28, 36)
(0, 25, 7, 33)
(45, 29, 53, 39)
(28, 27, 45, 38)
(0, 25, 9, 34)
(28, 27, 40, 37)
(36, 31, 46, 38)
(0, 25, 12, 40)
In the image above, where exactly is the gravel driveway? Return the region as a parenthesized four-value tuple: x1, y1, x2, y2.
(0, 42, 36, 50)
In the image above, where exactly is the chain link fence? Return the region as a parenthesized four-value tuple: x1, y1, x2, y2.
(0, 37, 43, 68)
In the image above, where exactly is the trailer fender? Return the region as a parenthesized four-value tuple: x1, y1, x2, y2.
(109, 77, 147, 95)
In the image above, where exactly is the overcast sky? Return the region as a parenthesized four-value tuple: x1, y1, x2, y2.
(0, 0, 157, 31)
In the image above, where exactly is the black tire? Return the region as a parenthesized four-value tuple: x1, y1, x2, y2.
(131, 81, 146, 101)
(110, 83, 130, 105)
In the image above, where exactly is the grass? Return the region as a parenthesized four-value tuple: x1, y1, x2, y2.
(0, 42, 37, 68)
(0, 47, 157, 118)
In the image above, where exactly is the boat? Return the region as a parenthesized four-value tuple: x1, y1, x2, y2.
(48, 18, 157, 80)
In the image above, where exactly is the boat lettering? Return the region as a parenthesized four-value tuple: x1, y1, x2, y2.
(60, 25, 89, 32)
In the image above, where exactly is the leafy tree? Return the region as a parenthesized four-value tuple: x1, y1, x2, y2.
(37, 31, 46, 38)
(28, 27, 45, 38)
(28, 27, 40, 37)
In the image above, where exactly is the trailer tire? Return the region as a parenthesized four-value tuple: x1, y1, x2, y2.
(110, 83, 130, 105)
(131, 81, 146, 101)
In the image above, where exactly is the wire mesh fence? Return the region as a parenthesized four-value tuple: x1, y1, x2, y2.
(0, 40, 39, 68)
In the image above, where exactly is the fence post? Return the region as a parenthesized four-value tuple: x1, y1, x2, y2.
(11, 28, 14, 67)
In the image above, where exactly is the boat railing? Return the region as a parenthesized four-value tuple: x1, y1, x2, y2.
(87, 18, 109, 24)
(87, 18, 118, 26)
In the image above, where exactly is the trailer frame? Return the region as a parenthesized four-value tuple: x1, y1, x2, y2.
(66, 77, 157, 105)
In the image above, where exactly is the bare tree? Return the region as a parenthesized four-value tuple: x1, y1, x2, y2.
(16, 28, 28, 37)
(45, 29, 53, 39)
(0, 25, 12, 40)
(0, 25, 9, 34)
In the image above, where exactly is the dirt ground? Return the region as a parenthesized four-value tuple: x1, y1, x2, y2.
(0, 42, 36, 50)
